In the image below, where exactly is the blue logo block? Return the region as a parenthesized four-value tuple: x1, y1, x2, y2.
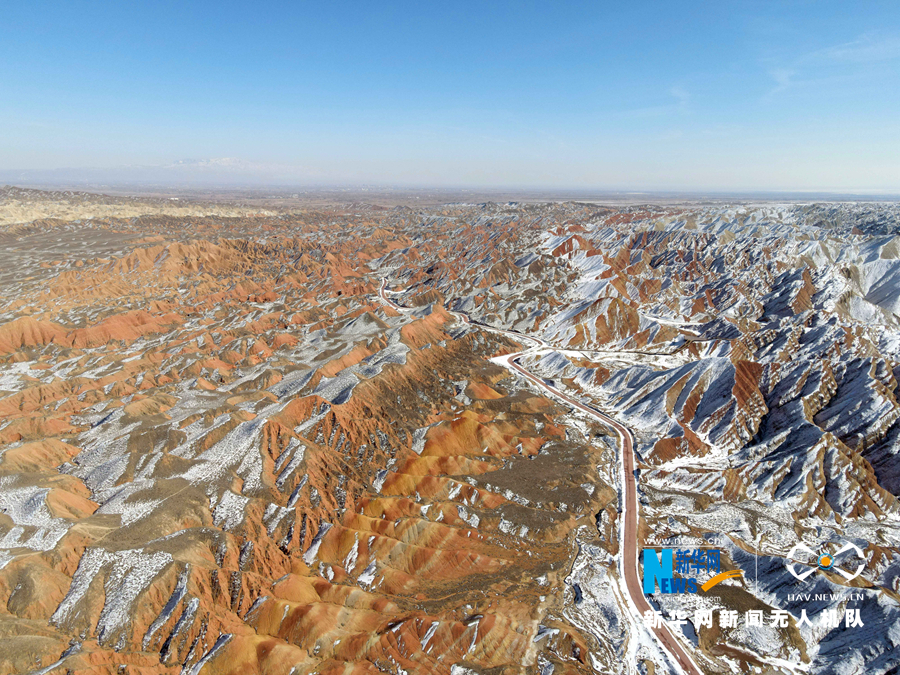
(643, 548, 673, 594)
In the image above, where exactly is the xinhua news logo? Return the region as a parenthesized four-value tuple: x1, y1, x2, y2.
(641, 543, 868, 632)
(643, 548, 742, 594)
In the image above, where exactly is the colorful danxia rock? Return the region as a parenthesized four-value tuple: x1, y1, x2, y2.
(0, 188, 899, 674)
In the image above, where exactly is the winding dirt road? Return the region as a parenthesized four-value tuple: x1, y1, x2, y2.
(378, 280, 702, 675)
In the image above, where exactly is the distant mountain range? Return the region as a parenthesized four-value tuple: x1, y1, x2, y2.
(0, 158, 321, 188)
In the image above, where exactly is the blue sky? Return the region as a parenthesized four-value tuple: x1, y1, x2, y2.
(1, 1, 898, 191)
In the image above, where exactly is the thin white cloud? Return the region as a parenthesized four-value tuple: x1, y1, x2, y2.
(764, 68, 794, 99)
(811, 32, 900, 64)
(763, 32, 900, 101)
(670, 86, 690, 111)
(625, 86, 691, 118)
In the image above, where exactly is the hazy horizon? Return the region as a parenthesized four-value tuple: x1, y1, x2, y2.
(2, 159, 900, 199)
(2, 2, 899, 192)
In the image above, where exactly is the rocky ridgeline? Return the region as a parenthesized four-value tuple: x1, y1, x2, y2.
(0, 202, 616, 675)
(0, 195, 898, 674)
(380, 201, 900, 672)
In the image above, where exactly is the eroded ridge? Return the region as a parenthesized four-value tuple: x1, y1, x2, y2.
(0, 195, 899, 674)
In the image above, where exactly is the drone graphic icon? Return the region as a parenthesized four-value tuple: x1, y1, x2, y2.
(786, 542, 866, 582)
